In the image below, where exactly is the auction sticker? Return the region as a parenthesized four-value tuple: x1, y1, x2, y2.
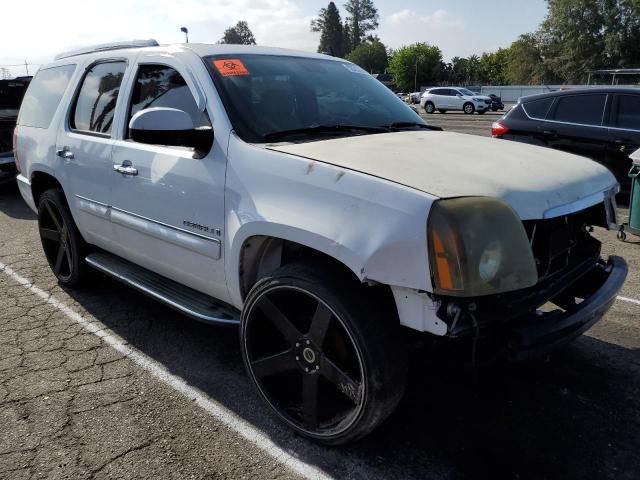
(213, 59, 250, 76)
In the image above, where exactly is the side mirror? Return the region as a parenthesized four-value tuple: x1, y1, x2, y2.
(129, 107, 213, 154)
(456, 93, 462, 97)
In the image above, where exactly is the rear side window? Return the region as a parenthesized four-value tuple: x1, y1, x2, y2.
(17, 65, 75, 128)
(613, 95, 640, 130)
(522, 97, 554, 119)
(72, 61, 126, 135)
(128, 64, 210, 135)
(551, 94, 606, 126)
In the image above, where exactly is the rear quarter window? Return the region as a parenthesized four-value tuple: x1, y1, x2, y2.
(613, 94, 640, 130)
(522, 97, 554, 119)
(17, 65, 76, 128)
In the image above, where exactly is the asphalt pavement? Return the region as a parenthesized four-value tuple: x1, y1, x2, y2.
(1, 113, 639, 479)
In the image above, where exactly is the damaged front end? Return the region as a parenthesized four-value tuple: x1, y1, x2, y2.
(429, 197, 628, 360)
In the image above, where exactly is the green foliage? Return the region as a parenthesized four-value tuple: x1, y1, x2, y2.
(345, 40, 388, 73)
(387, 43, 443, 92)
(219, 21, 256, 45)
(343, 0, 379, 51)
(503, 33, 546, 84)
(311, 2, 346, 57)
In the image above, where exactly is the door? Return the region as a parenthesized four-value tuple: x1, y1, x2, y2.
(109, 57, 228, 300)
(544, 93, 609, 163)
(607, 93, 640, 191)
(57, 60, 128, 250)
(448, 89, 464, 110)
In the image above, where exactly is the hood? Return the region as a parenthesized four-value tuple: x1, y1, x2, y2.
(266, 131, 617, 220)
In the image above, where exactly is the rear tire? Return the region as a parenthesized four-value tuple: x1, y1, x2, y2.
(37, 188, 90, 286)
(424, 102, 435, 114)
(240, 262, 407, 445)
(463, 103, 475, 114)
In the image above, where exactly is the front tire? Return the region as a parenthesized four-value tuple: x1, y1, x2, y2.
(37, 188, 90, 286)
(463, 103, 475, 114)
(424, 102, 435, 114)
(240, 262, 406, 445)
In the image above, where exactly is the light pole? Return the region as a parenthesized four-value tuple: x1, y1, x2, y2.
(180, 27, 189, 43)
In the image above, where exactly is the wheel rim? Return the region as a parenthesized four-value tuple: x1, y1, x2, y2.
(465, 104, 473, 113)
(426, 104, 434, 113)
(243, 286, 365, 437)
(38, 198, 74, 282)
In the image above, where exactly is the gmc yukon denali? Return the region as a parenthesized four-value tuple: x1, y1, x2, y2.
(14, 40, 627, 444)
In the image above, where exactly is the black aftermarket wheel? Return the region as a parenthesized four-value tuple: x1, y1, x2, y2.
(240, 262, 406, 445)
(37, 188, 89, 286)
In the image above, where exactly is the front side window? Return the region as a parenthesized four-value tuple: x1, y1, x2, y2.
(18, 65, 76, 129)
(205, 54, 422, 143)
(72, 61, 126, 134)
(551, 94, 606, 126)
(128, 64, 211, 137)
(613, 95, 640, 130)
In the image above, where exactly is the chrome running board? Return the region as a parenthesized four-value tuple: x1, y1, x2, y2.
(86, 252, 240, 326)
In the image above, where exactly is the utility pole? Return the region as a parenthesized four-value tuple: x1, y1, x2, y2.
(24, 60, 29, 76)
(180, 27, 189, 43)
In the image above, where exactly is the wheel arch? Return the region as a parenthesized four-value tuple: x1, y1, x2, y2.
(31, 170, 64, 207)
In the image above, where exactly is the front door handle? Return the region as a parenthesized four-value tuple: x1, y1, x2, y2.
(113, 160, 138, 176)
(56, 147, 74, 160)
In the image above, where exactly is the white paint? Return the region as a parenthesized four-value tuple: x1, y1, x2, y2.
(0, 262, 333, 480)
(617, 296, 640, 306)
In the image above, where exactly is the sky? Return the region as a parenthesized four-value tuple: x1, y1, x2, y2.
(1, 0, 548, 77)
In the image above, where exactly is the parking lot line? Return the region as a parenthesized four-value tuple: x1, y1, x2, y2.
(617, 295, 640, 306)
(0, 261, 333, 480)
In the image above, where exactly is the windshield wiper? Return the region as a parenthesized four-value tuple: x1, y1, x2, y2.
(263, 124, 389, 142)
(382, 122, 443, 131)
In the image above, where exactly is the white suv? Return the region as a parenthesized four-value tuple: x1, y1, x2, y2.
(421, 87, 492, 114)
(14, 40, 627, 444)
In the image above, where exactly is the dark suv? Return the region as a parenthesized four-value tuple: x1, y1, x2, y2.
(492, 88, 640, 191)
(0, 77, 30, 185)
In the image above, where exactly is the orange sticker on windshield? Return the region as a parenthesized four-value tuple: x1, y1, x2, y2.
(213, 59, 250, 76)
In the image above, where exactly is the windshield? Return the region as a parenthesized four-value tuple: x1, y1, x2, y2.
(458, 88, 475, 96)
(204, 54, 423, 143)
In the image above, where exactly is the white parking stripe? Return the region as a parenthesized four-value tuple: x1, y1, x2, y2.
(0, 262, 333, 480)
(617, 296, 640, 306)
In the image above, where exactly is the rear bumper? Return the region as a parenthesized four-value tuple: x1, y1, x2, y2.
(16, 174, 36, 212)
(0, 153, 17, 185)
(507, 256, 627, 360)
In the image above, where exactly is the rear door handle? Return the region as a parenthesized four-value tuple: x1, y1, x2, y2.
(113, 160, 138, 176)
(56, 147, 74, 160)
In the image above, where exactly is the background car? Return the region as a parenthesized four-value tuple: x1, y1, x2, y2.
(420, 87, 492, 114)
(488, 93, 504, 111)
(492, 88, 640, 192)
(0, 77, 30, 185)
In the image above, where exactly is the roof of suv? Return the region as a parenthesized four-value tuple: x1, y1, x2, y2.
(521, 87, 640, 102)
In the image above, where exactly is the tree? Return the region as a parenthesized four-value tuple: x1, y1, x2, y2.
(343, 0, 379, 51)
(387, 43, 443, 92)
(478, 49, 508, 85)
(219, 21, 256, 45)
(345, 40, 388, 73)
(503, 33, 547, 84)
(311, 2, 345, 57)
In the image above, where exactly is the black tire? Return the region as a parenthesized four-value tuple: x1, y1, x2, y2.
(424, 102, 435, 114)
(240, 262, 407, 445)
(37, 188, 90, 286)
(463, 102, 475, 114)
(438, 109, 447, 114)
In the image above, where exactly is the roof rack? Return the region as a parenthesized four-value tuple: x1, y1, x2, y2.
(54, 39, 159, 61)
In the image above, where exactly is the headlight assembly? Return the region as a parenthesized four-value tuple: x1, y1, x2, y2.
(428, 197, 538, 297)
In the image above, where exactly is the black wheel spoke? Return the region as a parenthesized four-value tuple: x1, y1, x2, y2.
(250, 349, 296, 378)
(321, 357, 362, 404)
(39, 228, 61, 243)
(44, 201, 62, 231)
(53, 245, 66, 275)
(302, 373, 319, 429)
(308, 301, 332, 347)
(258, 297, 301, 344)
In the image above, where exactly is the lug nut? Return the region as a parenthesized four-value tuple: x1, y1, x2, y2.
(295, 342, 300, 347)
(305, 367, 309, 372)
(295, 356, 299, 361)
(315, 365, 319, 370)
(306, 340, 310, 345)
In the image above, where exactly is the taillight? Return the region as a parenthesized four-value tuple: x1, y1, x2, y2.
(491, 121, 509, 137)
(12, 128, 20, 173)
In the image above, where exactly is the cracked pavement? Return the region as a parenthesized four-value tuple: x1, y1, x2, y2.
(1, 135, 640, 480)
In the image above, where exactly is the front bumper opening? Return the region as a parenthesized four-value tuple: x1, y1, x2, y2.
(437, 256, 627, 361)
